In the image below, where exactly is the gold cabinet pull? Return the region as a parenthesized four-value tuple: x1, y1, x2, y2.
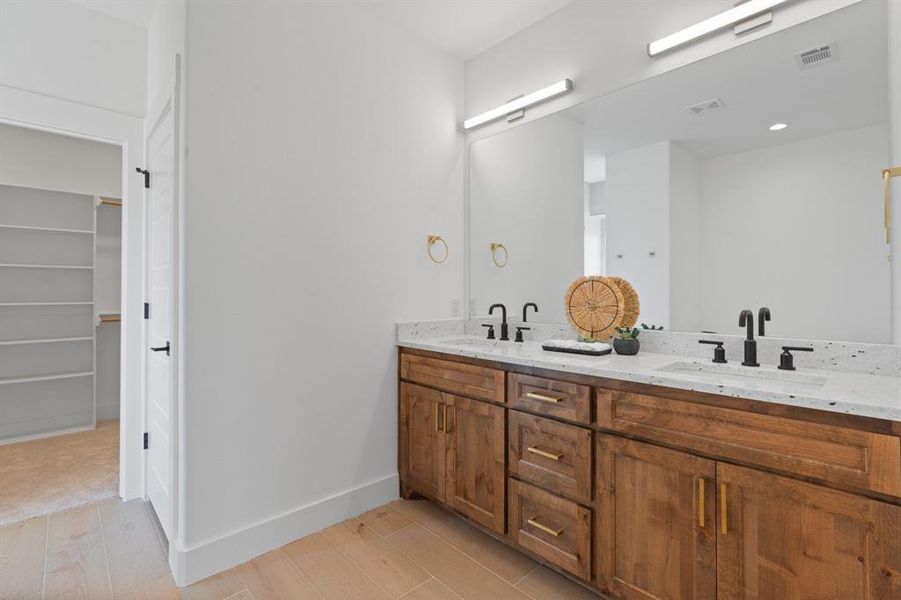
(443, 404, 448, 433)
(720, 483, 728, 534)
(527, 517, 562, 537)
(435, 404, 441, 432)
(527, 446, 562, 461)
(698, 478, 706, 528)
(525, 392, 562, 403)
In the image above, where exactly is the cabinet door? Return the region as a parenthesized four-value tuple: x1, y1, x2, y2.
(717, 463, 901, 600)
(445, 394, 506, 534)
(596, 434, 716, 599)
(399, 382, 446, 501)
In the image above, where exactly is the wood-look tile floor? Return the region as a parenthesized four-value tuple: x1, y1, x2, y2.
(0, 421, 119, 526)
(0, 497, 603, 600)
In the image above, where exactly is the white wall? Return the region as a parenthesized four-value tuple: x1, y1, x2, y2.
(463, 0, 859, 141)
(699, 124, 891, 343)
(669, 144, 701, 332)
(0, 0, 147, 117)
(176, 1, 463, 584)
(470, 113, 583, 324)
(606, 141, 671, 327)
(890, 0, 901, 343)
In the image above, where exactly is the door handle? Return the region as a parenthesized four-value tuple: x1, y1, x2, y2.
(151, 341, 171, 356)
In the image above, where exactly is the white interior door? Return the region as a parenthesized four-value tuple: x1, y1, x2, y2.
(145, 94, 177, 540)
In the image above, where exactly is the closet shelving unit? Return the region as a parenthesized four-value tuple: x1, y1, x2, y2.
(0, 184, 101, 443)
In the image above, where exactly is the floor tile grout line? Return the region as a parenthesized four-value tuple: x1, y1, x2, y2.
(323, 523, 403, 599)
(96, 505, 114, 598)
(382, 521, 416, 540)
(40, 514, 49, 600)
(512, 563, 540, 587)
(142, 501, 169, 561)
(277, 548, 326, 600)
(396, 576, 433, 599)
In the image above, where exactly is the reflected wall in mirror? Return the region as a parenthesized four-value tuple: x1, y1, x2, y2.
(469, 1, 892, 343)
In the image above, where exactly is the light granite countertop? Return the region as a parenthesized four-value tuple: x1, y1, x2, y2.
(397, 334, 901, 423)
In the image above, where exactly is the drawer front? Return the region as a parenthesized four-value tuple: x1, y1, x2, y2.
(509, 411, 593, 504)
(508, 373, 591, 424)
(400, 353, 505, 403)
(508, 479, 591, 580)
(597, 389, 901, 497)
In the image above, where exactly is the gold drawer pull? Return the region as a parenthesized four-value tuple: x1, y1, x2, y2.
(527, 446, 562, 461)
(698, 478, 705, 528)
(527, 517, 562, 537)
(525, 392, 562, 403)
(720, 483, 728, 534)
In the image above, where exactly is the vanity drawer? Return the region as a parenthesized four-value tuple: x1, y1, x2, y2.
(400, 353, 505, 403)
(509, 411, 593, 504)
(508, 479, 591, 580)
(508, 373, 591, 424)
(596, 389, 901, 497)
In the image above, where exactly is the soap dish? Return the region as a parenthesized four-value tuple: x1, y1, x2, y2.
(542, 339, 612, 357)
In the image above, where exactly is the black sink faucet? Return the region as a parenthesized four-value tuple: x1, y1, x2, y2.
(758, 307, 771, 336)
(489, 303, 509, 341)
(738, 309, 759, 367)
(522, 302, 538, 323)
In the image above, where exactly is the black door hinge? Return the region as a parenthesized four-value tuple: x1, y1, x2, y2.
(136, 167, 150, 189)
(143, 432, 149, 450)
(144, 302, 150, 319)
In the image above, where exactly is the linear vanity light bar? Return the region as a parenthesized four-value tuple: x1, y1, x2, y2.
(648, 0, 791, 56)
(463, 79, 573, 130)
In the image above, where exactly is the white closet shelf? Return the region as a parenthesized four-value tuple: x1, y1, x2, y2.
(0, 223, 94, 235)
(0, 263, 93, 270)
(0, 371, 93, 386)
(0, 336, 94, 347)
(0, 302, 94, 307)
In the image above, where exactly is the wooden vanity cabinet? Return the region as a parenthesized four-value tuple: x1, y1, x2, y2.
(399, 380, 506, 534)
(716, 463, 901, 600)
(595, 434, 716, 600)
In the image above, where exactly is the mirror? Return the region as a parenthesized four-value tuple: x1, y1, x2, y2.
(469, 1, 892, 344)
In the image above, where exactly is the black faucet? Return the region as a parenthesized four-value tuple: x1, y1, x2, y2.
(522, 302, 539, 323)
(738, 309, 759, 367)
(758, 307, 771, 337)
(489, 303, 509, 341)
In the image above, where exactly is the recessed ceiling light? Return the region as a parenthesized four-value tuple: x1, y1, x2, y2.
(769, 123, 788, 131)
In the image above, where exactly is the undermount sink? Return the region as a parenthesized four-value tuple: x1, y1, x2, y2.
(657, 361, 827, 394)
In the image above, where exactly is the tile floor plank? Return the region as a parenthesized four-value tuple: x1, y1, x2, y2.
(400, 578, 464, 600)
(516, 566, 600, 600)
(99, 498, 178, 599)
(229, 549, 322, 600)
(356, 504, 415, 538)
(180, 569, 245, 600)
(322, 519, 429, 597)
(283, 532, 391, 600)
(0, 515, 48, 599)
(388, 524, 532, 600)
(390, 500, 536, 584)
(44, 505, 112, 600)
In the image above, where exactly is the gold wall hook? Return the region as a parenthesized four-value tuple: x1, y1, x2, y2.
(490, 242, 508, 268)
(427, 234, 448, 264)
(883, 166, 900, 245)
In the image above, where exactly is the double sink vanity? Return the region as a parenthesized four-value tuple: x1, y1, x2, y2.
(396, 321, 901, 599)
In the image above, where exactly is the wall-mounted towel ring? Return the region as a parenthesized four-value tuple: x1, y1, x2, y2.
(427, 234, 449, 264)
(490, 242, 508, 268)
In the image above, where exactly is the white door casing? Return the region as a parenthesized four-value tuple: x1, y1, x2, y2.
(144, 64, 180, 542)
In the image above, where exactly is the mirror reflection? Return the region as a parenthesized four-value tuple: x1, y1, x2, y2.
(469, 1, 891, 343)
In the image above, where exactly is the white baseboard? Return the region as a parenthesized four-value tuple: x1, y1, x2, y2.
(169, 473, 399, 587)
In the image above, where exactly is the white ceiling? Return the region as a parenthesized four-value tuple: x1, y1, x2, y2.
(566, 1, 887, 182)
(68, 0, 157, 27)
(354, 0, 573, 60)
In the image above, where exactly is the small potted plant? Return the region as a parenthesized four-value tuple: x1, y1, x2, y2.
(613, 327, 640, 355)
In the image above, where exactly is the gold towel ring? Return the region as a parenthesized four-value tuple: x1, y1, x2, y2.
(427, 234, 449, 264)
(490, 242, 508, 268)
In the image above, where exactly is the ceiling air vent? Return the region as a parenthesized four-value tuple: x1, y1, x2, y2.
(685, 97, 724, 116)
(795, 43, 837, 70)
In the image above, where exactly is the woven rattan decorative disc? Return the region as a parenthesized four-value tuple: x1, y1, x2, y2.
(607, 276, 640, 328)
(564, 276, 625, 339)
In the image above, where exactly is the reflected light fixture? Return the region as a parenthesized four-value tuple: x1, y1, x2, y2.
(769, 122, 788, 131)
(648, 0, 792, 57)
(463, 79, 573, 130)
